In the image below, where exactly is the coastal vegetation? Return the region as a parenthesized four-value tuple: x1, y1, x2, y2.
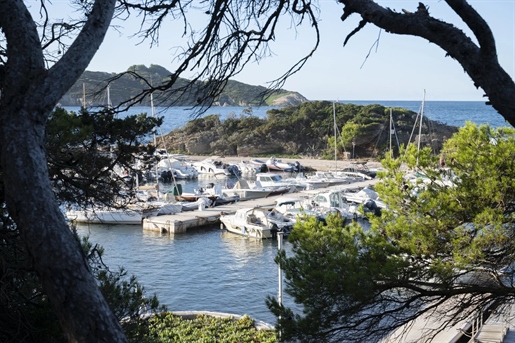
(0, 106, 276, 342)
(159, 101, 458, 159)
(268, 122, 515, 342)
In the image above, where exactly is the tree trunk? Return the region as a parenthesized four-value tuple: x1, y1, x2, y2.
(0, 1, 126, 342)
(339, 0, 515, 126)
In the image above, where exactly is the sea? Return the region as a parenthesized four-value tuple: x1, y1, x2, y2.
(70, 100, 508, 326)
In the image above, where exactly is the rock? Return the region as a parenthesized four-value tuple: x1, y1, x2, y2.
(270, 92, 309, 106)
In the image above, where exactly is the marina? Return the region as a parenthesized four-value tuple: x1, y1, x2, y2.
(65, 102, 513, 340)
(141, 178, 378, 234)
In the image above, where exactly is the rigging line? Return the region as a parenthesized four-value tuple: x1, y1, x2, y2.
(391, 110, 401, 152)
(420, 101, 439, 155)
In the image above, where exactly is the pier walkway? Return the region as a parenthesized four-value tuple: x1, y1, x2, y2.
(472, 301, 515, 343)
(143, 179, 377, 234)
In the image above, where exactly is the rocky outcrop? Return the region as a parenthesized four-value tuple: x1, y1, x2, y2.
(157, 101, 459, 159)
(213, 92, 309, 107)
(270, 92, 309, 106)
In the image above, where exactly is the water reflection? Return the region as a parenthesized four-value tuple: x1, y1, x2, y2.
(73, 222, 290, 323)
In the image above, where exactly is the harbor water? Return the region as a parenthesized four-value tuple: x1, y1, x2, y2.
(75, 220, 295, 325)
(70, 100, 508, 325)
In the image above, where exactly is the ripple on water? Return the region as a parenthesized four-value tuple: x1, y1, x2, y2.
(75, 223, 294, 323)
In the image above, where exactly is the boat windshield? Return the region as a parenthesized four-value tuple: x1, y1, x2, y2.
(270, 175, 282, 181)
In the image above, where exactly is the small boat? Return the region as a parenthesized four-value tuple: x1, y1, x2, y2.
(265, 156, 295, 172)
(342, 186, 386, 215)
(273, 197, 325, 223)
(253, 172, 306, 192)
(306, 188, 362, 220)
(248, 159, 268, 172)
(174, 191, 218, 203)
(197, 183, 241, 205)
(157, 157, 198, 179)
(230, 160, 261, 175)
(192, 158, 236, 176)
(220, 207, 294, 239)
(337, 161, 377, 180)
(308, 171, 354, 186)
(65, 201, 181, 225)
(282, 173, 329, 190)
(222, 179, 272, 201)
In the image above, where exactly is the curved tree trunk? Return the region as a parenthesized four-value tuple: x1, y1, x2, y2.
(339, 0, 515, 126)
(0, 1, 126, 342)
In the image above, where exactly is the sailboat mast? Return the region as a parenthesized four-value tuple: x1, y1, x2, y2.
(417, 89, 426, 154)
(333, 101, 337, 170)
(151, 93, 157, 147)
(150, 93, 161, 200)
(82, 83, 86, 108)
(107, 85, 112, 109)
(389, 108, 392, 155)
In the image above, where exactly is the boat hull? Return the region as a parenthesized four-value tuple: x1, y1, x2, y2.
(220, 219, 274, 239)
(66, 208, 149, 225)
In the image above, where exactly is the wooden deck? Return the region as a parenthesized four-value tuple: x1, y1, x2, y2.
(473, 301, 515, 343)
(380, 308, 471, 343)
(142, 179, 377, 234)
(381, 297, 515, 343)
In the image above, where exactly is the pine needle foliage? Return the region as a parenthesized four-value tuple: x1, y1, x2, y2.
(267, 122, 515, 342)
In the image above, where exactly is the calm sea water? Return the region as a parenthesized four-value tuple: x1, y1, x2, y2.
(71, 100, 507, 325)
(65, 100, 511, 138)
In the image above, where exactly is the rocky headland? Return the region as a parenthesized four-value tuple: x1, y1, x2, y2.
(157, 101, 458, 160)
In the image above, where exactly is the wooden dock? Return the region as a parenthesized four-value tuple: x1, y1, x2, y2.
(472, 301, 515, 343)
(142, 179, 377, 234)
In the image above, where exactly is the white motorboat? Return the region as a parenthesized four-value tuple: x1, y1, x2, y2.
(230, 160, 261, 175)
(265, 156, 295, 172)
(221, 179, 272, 200)
(220, 207, 294, 239)
(65, 201, 181, 225)
(157, 157, 198, 179)
(343, 186, 386, 206)
(308, 171, 354, 186)
(336, 161, 377, 180)
(282, 173, 329, 190)
(253, 172, 305, 192)
(248, 158, 268, 172)
(192, 158, 235, 176)
(273, 197, 325, 223)
(307, 188, 360, 220)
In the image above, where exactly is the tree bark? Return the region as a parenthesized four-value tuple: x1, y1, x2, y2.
(0, 1, 126, 342)
(339, 0, 515, 126)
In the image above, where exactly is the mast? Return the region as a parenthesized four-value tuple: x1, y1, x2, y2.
(417, 90, 426, 154)
(82, 83, 86, 108)
(389, 108, 392, 155)
(333, 101, 337, 170)
(150, 92, 161, 200)
(151, 93, 157, 147)
(107, 85, 112, 109)
(415, 89, 426, 166)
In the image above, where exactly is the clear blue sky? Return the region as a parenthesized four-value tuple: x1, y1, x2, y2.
(42, 1, 515, 102)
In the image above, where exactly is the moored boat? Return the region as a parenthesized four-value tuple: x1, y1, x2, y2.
(221, 179, 272, 200)
(66, 201, 181, 225)
(192, 158, 236, 176)
(253, 172, 306, 192)
(220, 207, 293, 239)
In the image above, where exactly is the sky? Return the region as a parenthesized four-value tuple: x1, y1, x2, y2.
(39, 1, 515, 102)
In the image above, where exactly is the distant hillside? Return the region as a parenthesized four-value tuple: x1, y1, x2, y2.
(58, 64, 308, 107)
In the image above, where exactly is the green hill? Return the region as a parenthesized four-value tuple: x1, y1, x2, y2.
(58, 64, 308, 107)
(158, 101, 458, 159)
